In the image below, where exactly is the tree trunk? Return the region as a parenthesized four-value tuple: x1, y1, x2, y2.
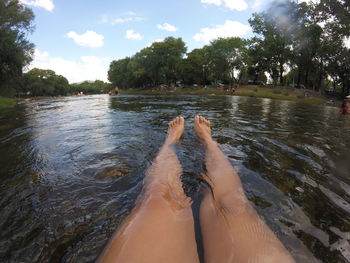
(305, 68, 309, 89)
(317, 61, 323, 92)
(279, 64, 284, 86)
(297, 66, 302, 87)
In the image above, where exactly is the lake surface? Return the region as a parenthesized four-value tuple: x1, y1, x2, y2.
(1, 94, 350, 263)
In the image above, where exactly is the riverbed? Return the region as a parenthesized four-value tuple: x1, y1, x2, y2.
(1, 94, 349, 262)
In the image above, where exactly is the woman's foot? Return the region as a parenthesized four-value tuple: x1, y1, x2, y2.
(194, 115, 213, 145)
(166, 116, 185, 145)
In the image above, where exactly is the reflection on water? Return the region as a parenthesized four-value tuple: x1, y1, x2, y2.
(1, 94, 350, 262)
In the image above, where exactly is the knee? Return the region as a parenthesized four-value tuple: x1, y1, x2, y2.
(142, 182, 191, 210)
(203, 189, 251, 217)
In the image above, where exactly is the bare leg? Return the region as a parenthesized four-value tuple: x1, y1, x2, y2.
(195, 115, 295, 263)
(98, 117, 199, 263)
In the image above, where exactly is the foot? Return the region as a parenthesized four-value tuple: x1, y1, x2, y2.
(194, 115, 213, 145)
(166, 116, 185, 145)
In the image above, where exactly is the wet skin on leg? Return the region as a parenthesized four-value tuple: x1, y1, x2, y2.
(195, 115, 295, 263)
(98, 117, 199, 263)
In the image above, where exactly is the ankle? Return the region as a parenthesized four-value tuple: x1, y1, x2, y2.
(204, 138, 215, 147)
(164, 137, 177, 146)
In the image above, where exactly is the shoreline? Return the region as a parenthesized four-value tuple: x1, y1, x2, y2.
(0, 86, 334, 108)
(119, 86, 328, 105)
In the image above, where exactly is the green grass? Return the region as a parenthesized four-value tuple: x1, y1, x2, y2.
(235, 86, 326, 104)
(0, 97, 16, 108)
(119, 85, 327, 105)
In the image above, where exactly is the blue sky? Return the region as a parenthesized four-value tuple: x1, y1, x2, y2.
(20, 0, 292, 83)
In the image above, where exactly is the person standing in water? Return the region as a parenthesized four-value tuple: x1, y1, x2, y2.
(340, 96, 350, 115)
(98, 116, 295, 263)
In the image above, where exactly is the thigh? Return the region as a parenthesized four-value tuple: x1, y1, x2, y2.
(200, 191, 295, 263)
(98, 187, 199, 263)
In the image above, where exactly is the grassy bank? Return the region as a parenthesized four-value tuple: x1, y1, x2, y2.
(0, 97, 16, 109)
(120, 85, 327, 104)
(235, 86, 326, 104)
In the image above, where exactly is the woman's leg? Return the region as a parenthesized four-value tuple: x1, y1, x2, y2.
(195, 115, 295, 263)
(98, 117, 199, 263)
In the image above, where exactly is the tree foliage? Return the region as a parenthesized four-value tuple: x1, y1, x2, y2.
(70, 80, 112, 94)
(108, 37, 187, 89)
(108, 37, 247, 89)
(247, 0, 349, 96)
(22, 68, 70, 96)
(1, 0, 349, 98)
(0, 0, 35, 96)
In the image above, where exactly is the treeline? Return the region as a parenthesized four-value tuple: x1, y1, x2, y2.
(108, 0, 350, 97)
(1, 0, 349, 98)
(20, 68, 111, 96)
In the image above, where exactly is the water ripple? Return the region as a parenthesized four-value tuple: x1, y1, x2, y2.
(1, 95, 350, 262)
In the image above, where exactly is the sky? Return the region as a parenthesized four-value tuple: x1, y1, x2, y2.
(20, 0, 348, 84)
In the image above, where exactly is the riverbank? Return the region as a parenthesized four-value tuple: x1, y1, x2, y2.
(119, 85, 327, 104)
(0, 97, 16, 109)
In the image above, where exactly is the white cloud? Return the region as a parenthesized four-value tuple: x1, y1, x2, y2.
(34, 49, 49, 61)
(201, 0, 248, 11)
(201, 0, 221, 6)
(126, 30, 143, 40)
(28, 49, 110, 83)
(223, 0, 248, 11)
(67, 30, 104, 48)
(344, 37, 350, 49)
(298, 0, 320, 4)
(123, 11, 137, 16)
(193, 20, 251, 43)
(101, 12, 144, 25)
(252, 0, 270, 10)
(20, 0, 54, 11)
(157, 23, 178, 32)
(112, 16, 143, 25)
(146, 38, 164, 47)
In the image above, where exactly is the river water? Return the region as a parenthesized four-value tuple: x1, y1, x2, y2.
(0, 94, 350, 263)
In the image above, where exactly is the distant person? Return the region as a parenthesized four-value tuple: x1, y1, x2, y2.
(115, 87, 120, 95)
(97, 116, 295, 263)
(340, 96, 350, 115)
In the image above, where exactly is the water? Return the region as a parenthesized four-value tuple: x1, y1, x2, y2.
(1, 94, 350, 263)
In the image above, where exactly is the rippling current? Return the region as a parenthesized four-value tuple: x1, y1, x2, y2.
(1, 94, 350, 263)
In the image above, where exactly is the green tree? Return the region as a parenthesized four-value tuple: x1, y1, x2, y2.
(0, 0, 35, 96)
(249, 8, 292, 85)
(70, 80, 111, 94)
(315, 0, 350, 96)
(108, 57, 132, 89)
(108, 37, 186, 89)
(179, 46, 210, 85)
(207, 37, 246, 88)
(23, 68, 69, 96)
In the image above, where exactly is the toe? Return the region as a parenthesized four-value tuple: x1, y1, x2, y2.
(195, 115, 199, 123)
(179, 116, 184, 125)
